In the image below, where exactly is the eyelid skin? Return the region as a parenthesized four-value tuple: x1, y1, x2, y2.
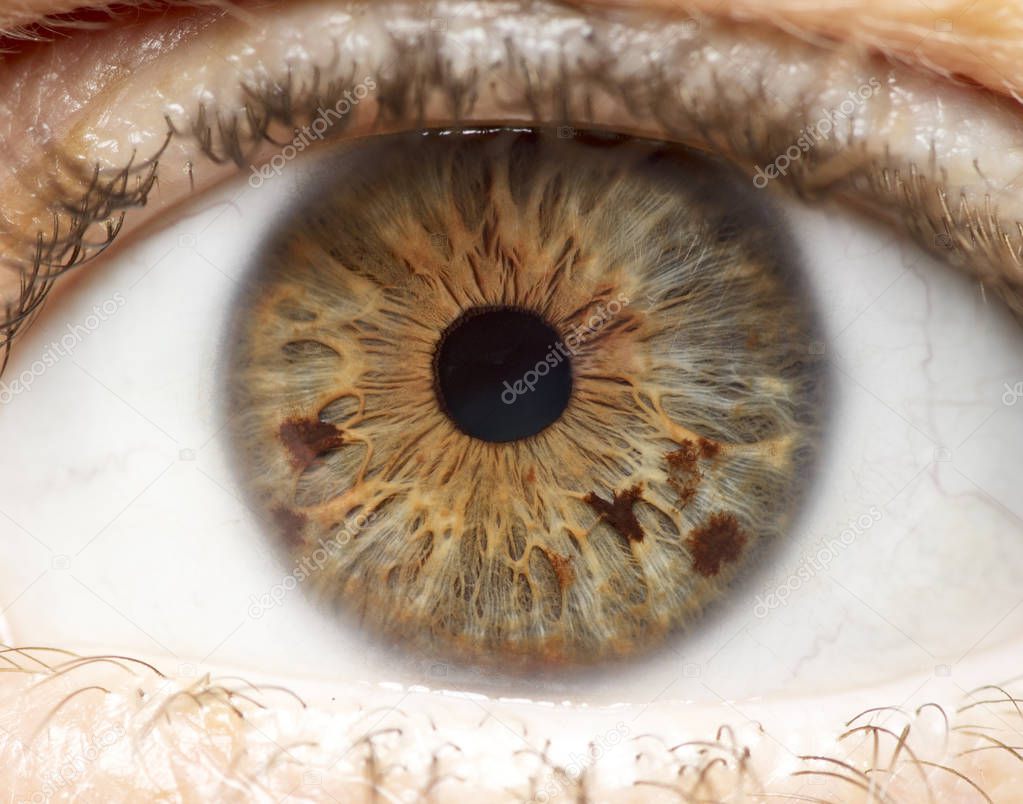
(591, 0, 1023, 100)
(0, 641, 1020, 800)
(5, 0, 1023, 97)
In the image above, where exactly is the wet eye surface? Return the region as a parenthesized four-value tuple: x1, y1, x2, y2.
(226, 128, 827, 668)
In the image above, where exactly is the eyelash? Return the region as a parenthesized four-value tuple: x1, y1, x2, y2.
(3, 646, 1020, 801)
(0, 144, 164, 373)
(3, 2, 1021, 375)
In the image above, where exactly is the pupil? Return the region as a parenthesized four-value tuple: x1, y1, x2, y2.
(433, 306, 573, 443)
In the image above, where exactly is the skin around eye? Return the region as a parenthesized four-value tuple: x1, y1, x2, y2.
(226, 128, 826, 669)
(586, 0, 1023, 99)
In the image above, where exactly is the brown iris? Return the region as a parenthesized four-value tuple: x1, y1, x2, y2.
(226, 128, 827, 669)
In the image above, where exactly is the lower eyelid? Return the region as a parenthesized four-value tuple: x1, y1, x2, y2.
(0, 642, 1019, 800)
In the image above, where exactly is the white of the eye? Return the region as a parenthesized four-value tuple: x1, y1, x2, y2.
(0, 148, 1020, 705)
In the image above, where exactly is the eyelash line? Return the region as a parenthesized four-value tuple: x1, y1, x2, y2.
(0, 135, 169, 374)
(180, 4, 1023, 320)
(0, 642, 1018, 801)
(3, 2, 1023, 376)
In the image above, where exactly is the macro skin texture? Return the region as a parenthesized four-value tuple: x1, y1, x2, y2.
(228, 129, 826, 667)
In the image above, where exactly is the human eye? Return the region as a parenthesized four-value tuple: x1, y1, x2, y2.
(1, 1, 1023, 801)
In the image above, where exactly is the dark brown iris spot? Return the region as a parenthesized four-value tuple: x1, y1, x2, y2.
(686, 512, 747, 577)
(698, 439, 720, 459)
(666, 438, 720, 509)
(279, 419, 345, 469)
(584, 485, 645, 543)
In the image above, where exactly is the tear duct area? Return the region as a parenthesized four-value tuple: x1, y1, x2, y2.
(227, 128, 827, 668)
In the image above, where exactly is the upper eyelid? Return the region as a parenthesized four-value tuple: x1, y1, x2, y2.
(1, 0, 1023, 363)
(3, 0, 1022, 96)
(676, 0, 1023, 98)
